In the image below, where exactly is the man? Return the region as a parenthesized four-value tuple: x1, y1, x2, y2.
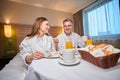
(54, 18, 85, 51)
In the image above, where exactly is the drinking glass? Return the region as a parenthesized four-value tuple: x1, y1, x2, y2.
(65, 38, 72, 49)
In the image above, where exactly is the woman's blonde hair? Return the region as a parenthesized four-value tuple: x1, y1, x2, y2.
(27, 17, 48, 37)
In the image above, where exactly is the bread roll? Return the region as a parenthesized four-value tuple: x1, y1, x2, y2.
(103, 45, 114, 55)
(89, 44, 106, 52)
(103, 49, 112, 56)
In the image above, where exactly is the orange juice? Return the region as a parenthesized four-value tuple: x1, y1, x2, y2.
(86, 39, 93, 45)
(66, 41, 72, 49)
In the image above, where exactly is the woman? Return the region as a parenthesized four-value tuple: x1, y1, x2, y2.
(19, 17, 56, 66)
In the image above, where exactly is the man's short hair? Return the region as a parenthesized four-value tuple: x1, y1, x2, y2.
(63, 18, 73, 24)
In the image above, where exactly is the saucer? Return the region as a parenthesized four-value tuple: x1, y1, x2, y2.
(58, 58, 80, 66)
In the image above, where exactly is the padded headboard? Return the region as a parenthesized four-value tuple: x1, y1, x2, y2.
(12, 24, 62, 51)
(0, 23, 62, 53)
(49, 26, 62, 37)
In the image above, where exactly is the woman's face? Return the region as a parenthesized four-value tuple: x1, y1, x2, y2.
(63, 21, 72, 35)
(40, 20, 50, 34)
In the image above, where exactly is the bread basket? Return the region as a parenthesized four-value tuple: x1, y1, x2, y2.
(78, 50, 120, 69)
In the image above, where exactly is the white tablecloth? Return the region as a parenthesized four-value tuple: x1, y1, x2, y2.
(0, 54, 26, 80)
(25, 55, 120, 80)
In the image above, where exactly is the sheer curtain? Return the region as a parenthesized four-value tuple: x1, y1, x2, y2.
(82, 0, 120, 41)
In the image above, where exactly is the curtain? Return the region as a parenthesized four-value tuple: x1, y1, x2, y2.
(73, 10, 84, 36)
(119, 0, 120, 11)
(82, 0, 120, 40)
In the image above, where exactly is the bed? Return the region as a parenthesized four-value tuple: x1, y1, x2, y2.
(0, 54, 27, 80)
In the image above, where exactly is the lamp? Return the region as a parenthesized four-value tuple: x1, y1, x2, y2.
(4, 24, 12, 38)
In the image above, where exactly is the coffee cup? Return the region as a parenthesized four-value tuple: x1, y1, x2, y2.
(61, 49, 75, 63)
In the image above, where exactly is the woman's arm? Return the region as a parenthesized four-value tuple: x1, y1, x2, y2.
(19, 37, 44, 66)
(25, 51, 44, 64)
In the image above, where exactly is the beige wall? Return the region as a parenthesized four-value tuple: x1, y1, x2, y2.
(0, 0, 72, 26)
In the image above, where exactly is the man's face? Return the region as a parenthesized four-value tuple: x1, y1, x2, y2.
(63, 21, 72, 35)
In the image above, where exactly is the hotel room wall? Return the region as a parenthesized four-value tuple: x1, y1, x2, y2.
(0, 0, 72, 26)
(0, 0, 69, 58)
(0, 24, 4, 58)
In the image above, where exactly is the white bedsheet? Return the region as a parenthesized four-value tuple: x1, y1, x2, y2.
(0, 54, 27, 80)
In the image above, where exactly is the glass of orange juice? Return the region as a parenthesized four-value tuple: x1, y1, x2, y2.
(86, 39, 93, 45)
(65, 39, 72, 49)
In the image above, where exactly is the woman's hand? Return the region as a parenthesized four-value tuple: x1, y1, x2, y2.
(32, 51, 44, 60)
(25, 51, 44, 64)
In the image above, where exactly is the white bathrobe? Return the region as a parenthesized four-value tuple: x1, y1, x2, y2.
(57, 32, 85, 51)
(19, 35, 55, 65)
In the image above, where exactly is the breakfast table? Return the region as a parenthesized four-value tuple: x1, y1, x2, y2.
(24, 53, 120, 80)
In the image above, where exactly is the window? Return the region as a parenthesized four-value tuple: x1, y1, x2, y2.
(83, 0, 120, 40)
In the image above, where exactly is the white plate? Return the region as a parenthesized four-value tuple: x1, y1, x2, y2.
(44, 51, 60, 59)
(58, 58, 80, 66)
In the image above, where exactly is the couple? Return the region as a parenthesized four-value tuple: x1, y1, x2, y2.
(19, 17, 85, 66)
